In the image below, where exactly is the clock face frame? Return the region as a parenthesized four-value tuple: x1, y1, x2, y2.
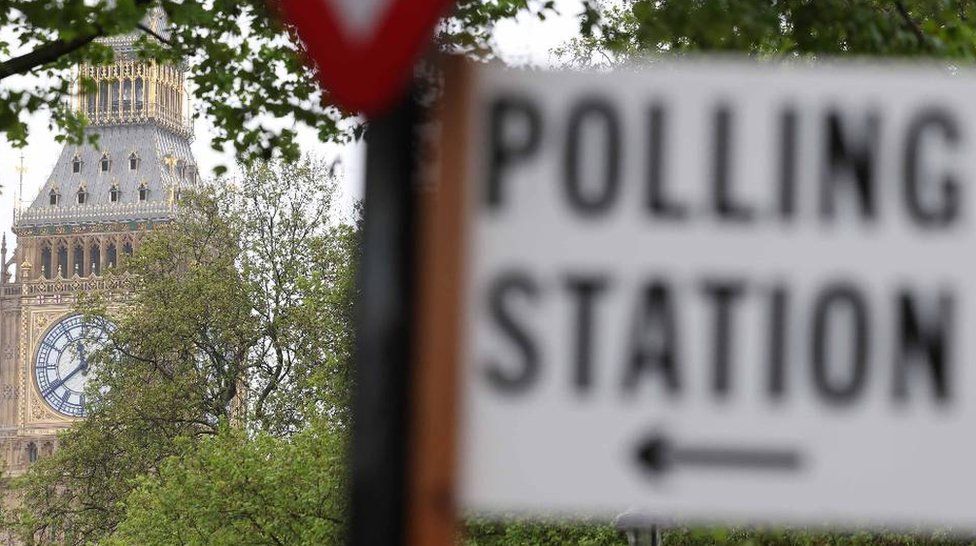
(33, 314, 114, 418)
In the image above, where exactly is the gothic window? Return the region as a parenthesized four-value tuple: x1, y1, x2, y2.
(91, 244, 101, 276)
(57, 245, 68, 278)
(122, 241, 133, 257)
(110, 185, 120, 203)
(139, 184, 149, 202)
(86, 93, 95, 116)
(100, 154, 111, 173)
(77, 187, 88, 205)
(111, 80, 120, 114)
(27, 442, 37, 464)
(177, 160, 186, 180)
(122, 79, 132, 114)
(135, 78, 144, 112)
(129, 153, 140, 171)
(41, 247, 52, 279)
(73, 244, 84, 276)
(72, 156, 82, 174)
(49, 190, 60, 206)
(106, 244, 118, 269)
(99, 81, 109, 113)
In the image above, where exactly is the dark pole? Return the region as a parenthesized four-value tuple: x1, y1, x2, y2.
(349, 90, 420, 546)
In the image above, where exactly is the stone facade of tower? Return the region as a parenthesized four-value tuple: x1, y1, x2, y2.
(0, 11, 197, 477)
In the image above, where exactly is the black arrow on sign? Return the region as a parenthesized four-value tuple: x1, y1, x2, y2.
(635, 432, 804, 475)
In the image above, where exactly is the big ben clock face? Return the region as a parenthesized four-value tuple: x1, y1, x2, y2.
(34, 315, 114, 418)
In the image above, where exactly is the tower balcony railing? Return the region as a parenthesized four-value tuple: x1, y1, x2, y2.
(14, 201, 176, 228)
(21, 272, 133, 297)
(85, 107, 193, 140)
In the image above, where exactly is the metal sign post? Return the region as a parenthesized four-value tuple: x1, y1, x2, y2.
(349, 89, 420, 546)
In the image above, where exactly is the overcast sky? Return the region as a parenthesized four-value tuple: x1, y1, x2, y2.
(0, 1, 583, 254)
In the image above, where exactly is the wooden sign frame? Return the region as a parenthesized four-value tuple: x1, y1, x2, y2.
(407, 56, 471, 546)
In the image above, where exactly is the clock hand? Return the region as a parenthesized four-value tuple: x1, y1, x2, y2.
(77, 342, 88, 372)
(42, 363, 85, 397)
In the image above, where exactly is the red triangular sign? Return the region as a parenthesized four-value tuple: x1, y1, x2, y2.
(277, 0, 456, 117)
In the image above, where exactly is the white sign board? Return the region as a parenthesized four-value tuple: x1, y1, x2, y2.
(456, 59, 976, 529)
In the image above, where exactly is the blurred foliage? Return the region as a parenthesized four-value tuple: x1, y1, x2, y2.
(559, 0, 976, 66)
(441, 0, 556, 56)
(465, 521, 976, 545)
(663, 527, 976, 546)
(467, 519, 625, 545)
(0, 0, 556, 171)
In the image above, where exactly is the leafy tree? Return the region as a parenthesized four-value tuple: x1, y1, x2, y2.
(562, 0, 976, 66)
(0, 0, 556, 167)
(467, 519, 624, 545)
(104, 418, 346, 546)
(8, 157, 358, 545)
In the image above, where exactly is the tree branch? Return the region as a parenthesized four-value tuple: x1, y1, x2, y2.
(0, 32, 101, 80)
(137, 22, 172, 45)
(0, 0, 158, 80)
(893, 0, 931, 50)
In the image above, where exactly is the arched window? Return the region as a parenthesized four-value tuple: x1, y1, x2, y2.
(110, 185, 120, 203)
(129, 152, 140, 171)
(56, 245, 68, 278)
(106, 244, 117, 269)
(98, 81, 109, 113)
(27, 442, 37, 464)
(71, 155, 82, 174)
(77, 187, 88, 205)
(122, 79, 132, 114)
(41, 246, 52, 279)
(122, 241, 133, 256)
(90, 244, 101, 276)
(138, 183, 149, 202)
(177, 160, 186, 180)
(49, 190, 60, 206)
(111, 80, 120, 114)
(135, 78, 144, 112)
(73, 244, 84, 276)
(100, 154, 111, 173)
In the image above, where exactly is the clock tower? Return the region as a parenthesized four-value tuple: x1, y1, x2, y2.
(0, 9, 197, 476)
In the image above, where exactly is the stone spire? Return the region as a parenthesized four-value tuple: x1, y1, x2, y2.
(12, 7, 197, 232)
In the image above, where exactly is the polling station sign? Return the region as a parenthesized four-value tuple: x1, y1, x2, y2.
(414, 58, 976, 531)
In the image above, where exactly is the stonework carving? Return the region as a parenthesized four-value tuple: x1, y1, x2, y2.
(30, 401, 46, 421)
(32, 313, 50, 334)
